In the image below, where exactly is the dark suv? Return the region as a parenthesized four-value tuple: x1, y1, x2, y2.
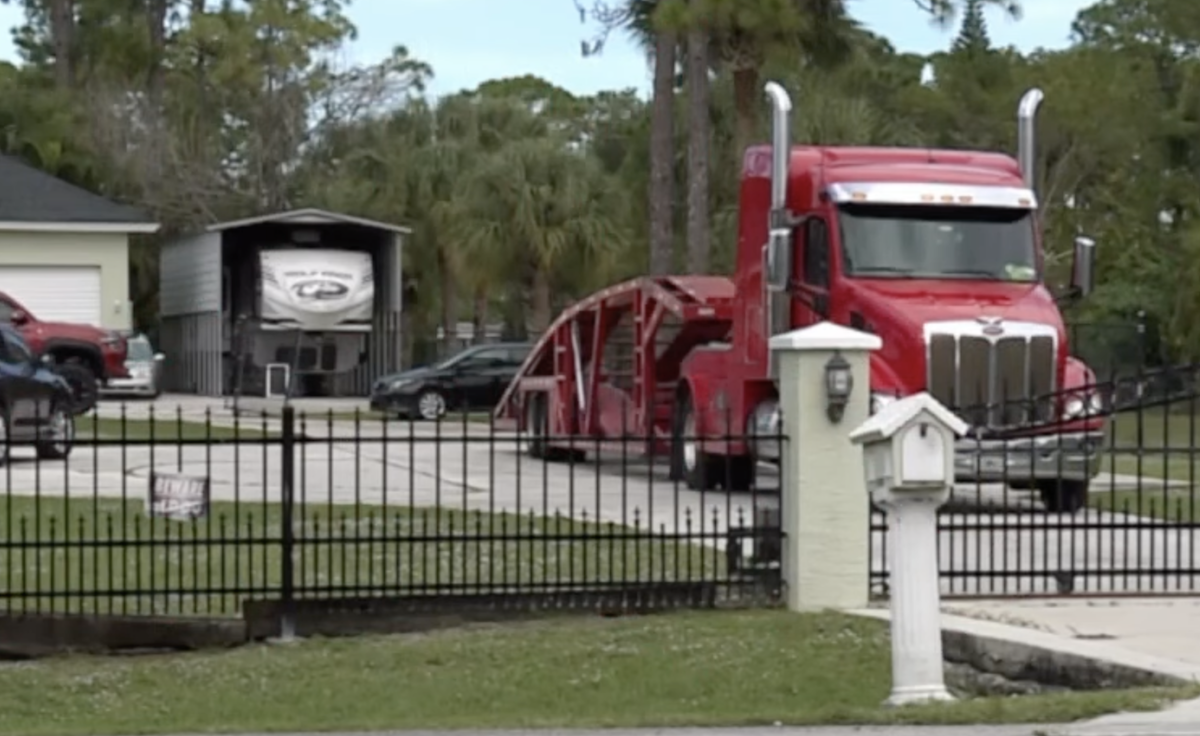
(0, 324, 76, 462)
(370, 342, 532, 420)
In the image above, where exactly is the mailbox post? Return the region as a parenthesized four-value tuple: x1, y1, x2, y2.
(849, 392, 968, 707)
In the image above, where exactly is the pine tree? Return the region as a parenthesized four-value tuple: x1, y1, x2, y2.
(951, 0, 991, 55)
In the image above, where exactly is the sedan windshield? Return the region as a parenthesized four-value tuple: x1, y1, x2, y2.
(126, 336, 155, 361)
(839, 203, 1037, 282)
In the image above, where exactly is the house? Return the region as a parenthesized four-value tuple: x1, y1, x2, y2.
(0, 156, 158, 329)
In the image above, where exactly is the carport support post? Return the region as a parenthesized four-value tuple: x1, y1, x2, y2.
(768, 322, 881, 611)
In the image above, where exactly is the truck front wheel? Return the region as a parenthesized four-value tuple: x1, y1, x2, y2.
(1037, 479, 1089, 514)
(55, 359, 99, 415)
(672, 394, 755, 492)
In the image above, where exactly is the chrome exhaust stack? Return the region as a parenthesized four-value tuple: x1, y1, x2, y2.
(762, 81, 794, 374)
(1017, 88, 1043, 192)
(764, 81, 792, 213)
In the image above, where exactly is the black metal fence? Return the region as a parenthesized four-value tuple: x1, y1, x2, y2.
(9, 362, 1200, 620)
(870, 362, 1200, 599)
(0, 405, 782, 617)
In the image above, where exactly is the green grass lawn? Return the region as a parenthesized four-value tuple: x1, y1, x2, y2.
(0, 495, 721, 617)
(0, 610, 1191, 735)
(74, 416, 271, 442)
(1103, 406, 1200, 481)
(325, 409, 496, 424)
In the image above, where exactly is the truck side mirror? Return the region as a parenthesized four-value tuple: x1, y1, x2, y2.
(764, 230, 792, 292)
(1070, 236, 1095, 298)
(10, 309, 28, 326)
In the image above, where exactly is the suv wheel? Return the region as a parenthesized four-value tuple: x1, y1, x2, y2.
(0, 408, 10, 465)
(36, 403, 74, 460)
(55, 360, 98, 415)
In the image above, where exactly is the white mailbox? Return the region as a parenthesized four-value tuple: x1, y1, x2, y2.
(848, 392, 969, 492)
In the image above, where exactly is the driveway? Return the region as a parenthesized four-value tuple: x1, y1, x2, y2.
(0, 410, 1192, 597)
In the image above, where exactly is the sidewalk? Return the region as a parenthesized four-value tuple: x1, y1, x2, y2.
(874, 598, 1200, 736)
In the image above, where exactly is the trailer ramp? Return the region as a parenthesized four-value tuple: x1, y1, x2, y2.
(494, 276, 735, 455)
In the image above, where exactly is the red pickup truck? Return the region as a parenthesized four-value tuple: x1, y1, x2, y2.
(0, 292, 130, 414)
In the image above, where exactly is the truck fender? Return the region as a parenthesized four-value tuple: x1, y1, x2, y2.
(1063, 355, 1097, 390)
(41, 338, 104, 371)
(869, 353, 905, 395)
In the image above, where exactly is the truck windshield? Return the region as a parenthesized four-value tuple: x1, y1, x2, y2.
(838, 203, 1037, 281)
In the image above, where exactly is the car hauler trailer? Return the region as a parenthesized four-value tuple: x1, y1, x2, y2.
(494, 81, 1105, 514)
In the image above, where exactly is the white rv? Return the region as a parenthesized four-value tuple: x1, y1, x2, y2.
(226, 246, 377, 396)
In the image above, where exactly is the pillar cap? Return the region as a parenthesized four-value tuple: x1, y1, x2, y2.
(769, 321, 882, 352)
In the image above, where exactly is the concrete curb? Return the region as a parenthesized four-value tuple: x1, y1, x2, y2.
(850, 609, 1200, 736)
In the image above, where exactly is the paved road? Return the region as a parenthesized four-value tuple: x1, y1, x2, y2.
(124, 725, 1060, 729)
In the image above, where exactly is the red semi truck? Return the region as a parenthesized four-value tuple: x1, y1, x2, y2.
(494, 80, 1105, 514)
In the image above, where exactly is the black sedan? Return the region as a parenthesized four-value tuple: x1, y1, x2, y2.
(370, 342, 533, 420)
(0, 324, 76, 462)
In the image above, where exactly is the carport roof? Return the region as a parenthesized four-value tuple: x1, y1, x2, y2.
(207, 208, 411, 235)
(0, 155, 157, 231)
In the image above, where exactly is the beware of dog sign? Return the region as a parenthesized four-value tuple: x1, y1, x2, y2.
(146, 472, 210, 521)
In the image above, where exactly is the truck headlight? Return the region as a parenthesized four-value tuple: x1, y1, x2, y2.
(1062, 391, 1104, 420)
(870, 392, 899, 415)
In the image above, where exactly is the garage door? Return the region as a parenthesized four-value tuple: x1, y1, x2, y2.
(0, 266, 102, 326)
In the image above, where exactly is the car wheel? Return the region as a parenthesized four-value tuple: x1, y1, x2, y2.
(36, 404, 74, 460)
(415, 389, 446, 421)
(55, 360, 99, 415)
(0, 407, 10, 465)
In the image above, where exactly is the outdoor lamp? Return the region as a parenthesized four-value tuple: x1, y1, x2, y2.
(825, 351, 853, 423)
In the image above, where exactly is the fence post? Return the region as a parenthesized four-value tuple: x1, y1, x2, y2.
(768, 321, 881, 611)
(279, 403, 297, 641)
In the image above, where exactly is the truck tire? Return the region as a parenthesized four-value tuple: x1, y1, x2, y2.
(726, 455, 757, 492)
(525, 394, 548, 459)
(1038, 479, 1089, 514)
(523, 393, 584, 463)
(55, 360, 98, 415)
(673, 395, 755, 492)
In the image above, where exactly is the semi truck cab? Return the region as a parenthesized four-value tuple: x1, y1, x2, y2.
(678, 82, 1104, 513)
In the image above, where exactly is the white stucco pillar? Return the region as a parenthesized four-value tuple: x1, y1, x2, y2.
(768, 321, 881, 611)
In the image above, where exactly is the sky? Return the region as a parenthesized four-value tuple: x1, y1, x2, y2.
(0, 0, 1094, 97)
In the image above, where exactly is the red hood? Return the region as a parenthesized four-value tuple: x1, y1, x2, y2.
(33, 321, 111, 341)
(845, 278, 1065, 390)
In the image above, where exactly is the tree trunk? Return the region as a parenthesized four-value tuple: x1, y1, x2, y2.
(648, 31, 677, 275)
(685, 22, 711, 274)
(472, 287, 489, 345)
(437, 245, 458, 358)
(531, 267, 553, 336)
(146, 0, 170, 106)
(733, 64, 761, 161)
(47, 0, 76, 89)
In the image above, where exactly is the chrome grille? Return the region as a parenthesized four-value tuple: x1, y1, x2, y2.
(927, 332, 1056, 428)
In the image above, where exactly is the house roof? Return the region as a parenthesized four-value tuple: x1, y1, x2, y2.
(0, 155, 157, 231)
(206, 208, 411, 235)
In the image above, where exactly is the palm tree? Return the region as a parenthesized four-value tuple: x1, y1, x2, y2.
(453, 138, 628, 332)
